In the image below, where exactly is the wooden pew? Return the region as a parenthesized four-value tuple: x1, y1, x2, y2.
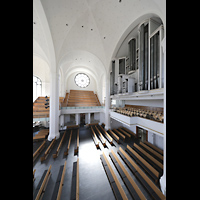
(113, 129, 126, 141)
(33, 140, 46, 162)
(67, 125, 80, 129)
(40, 137, 56, 162)
(126, 145, 160, 183)
(117, 147, 166, 200)
(109, 149, 146, 200)
(70, 158, 79, 200)
(51, 161, 67, 200)
(140, 141, 163, 161)
(100, 152, 128, 200)
(120, 126, 136, 137)
(64, 130, 72, 156)
(95, 125, 106, 147)
(144, 141, 163, 155)
(108, 129, 119, 143)
(53, 132, 66, 158)
(134, 143, 163, 170)
(99, 125, 113, 145)
(74, 129, 79, 155)
(33, 169, 36, 182)
(90, 126, 99, 148)
(34, 165, 52, 200)
(118, 128, 131, 138)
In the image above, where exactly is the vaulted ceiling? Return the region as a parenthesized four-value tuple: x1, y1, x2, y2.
(33, 0, 165, 80)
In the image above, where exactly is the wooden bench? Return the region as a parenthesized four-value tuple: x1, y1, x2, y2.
(108, 129, 120, 143)
(33, 169, 36, 182)
(109, 149, 146, 200)
(70, 158, 79, 200)
(113, 129, 126, 141)
(100, 152, 128, 200)
(53, 132, 66, 158)
(33, 129, 49, 141)
(118, 128, 131, 138)
(140, 141, 163, 161)
(144, 141, 163, 155)
(64, 130, 72, 156)
(40, 137, 56, 162)
(98, 125, 113, 145)
(67, 125, 80, 129)
(133, 143, 163, 171)
(51, 161, 67, 200)
(120, 127, 136, 137)
(33, 165, 52, 200)
(117, 147, 166, 200)
(90, 126, 100, 148)
(33, 140, 46, 162)
(95, 125, 106, 147)
(126, 145, 160, 183)
(74, 129, 79, 155)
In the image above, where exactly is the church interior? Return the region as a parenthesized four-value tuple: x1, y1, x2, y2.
(33, 0, 166, 199)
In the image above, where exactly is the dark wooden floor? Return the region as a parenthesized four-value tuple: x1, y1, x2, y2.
(33, 126, 159, 200)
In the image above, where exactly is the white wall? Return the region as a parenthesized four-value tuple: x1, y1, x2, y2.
(124, 99, 163, 107)
(66, 72, 97, 92)
(33, 56, 50, 97)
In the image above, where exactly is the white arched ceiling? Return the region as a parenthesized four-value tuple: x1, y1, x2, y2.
(34, 0, 166, 93)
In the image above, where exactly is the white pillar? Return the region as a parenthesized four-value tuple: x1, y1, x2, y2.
(75, 113, 79, 125)
(105, 73, 111, 130)
(88, 113, 91, 124)
(160, 36, 166, 196)
(59, 114, 64, 129)
(48, 71, 60, 141)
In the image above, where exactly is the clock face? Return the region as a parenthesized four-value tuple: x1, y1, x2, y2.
(74, 73, 90, 88)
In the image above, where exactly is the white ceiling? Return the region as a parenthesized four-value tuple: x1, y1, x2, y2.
(33, 0, 166, 81)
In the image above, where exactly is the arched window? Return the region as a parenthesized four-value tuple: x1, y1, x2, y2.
(33, 75, 42, 101)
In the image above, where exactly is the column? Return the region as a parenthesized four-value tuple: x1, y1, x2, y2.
(59, 114, 64, 129)
(75, 113, 80, 125)
(105, 72, 111, 130)
(88, 113, 91, 124)
(48, 71, 60, 141)
(160, 36, 166, 196)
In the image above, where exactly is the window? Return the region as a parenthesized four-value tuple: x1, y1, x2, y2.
(33, 75, 42, 101)
(74, 73, 90, 88)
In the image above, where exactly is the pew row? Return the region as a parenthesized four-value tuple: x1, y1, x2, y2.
(64, 130, 72, 156)
(140, 141, 163, 161)
(109, 150, 146, 200)
(53, 132, 66, 158)
(51, 161, 67, 200)
(95, 125, 106, 147)
(74, 129, 79, 155)
(118, 147, 166, 200)
(70, 158, 79, 200)
(126, 145, 160, 183)
(120, 127, 136, 137)
(33, 169, 36, 182)
(99, 125, 113, 145)
(40, 137, 56, 162)
(33, 165, 52, 200)
(118, 128, 131, 138)
(144, 141, 163, 155)
(108, 129, 120, 143)
(33, 140, 46, 162)
(90, 126, 100, 148)
(133, 143, 163, 171)
(113, 129, 126, 141)
(100, 152, 128, 200)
